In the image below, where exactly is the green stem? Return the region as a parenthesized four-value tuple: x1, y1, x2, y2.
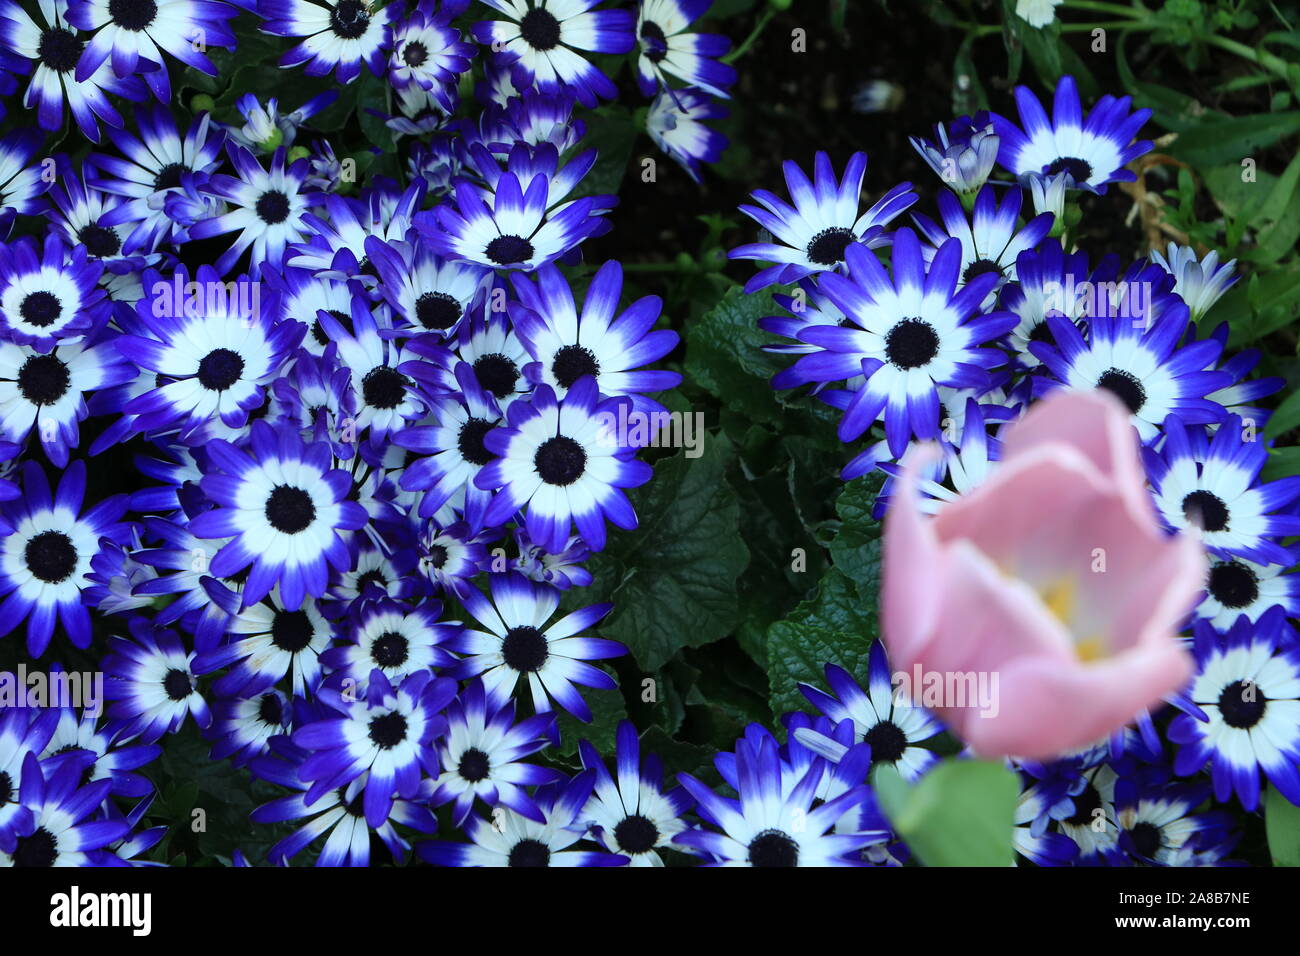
(723, 8, 776, 65)
(1205, 33, 1294, 81)
(1060, 0, 1147, 17)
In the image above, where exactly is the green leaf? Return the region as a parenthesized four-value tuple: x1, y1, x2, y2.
(766, 560, 879, 719)
(1265, 391, 1300, 441)
(579, 440, 750, 671)
(874, 759, 1019, 867)
(554, 676, 628, 758)
(1168, 111, 1300, 167)
(1265, 785, 1300, 866)
(567, 105, 639, 199)
(685, 284, 790, 426)
(827, 474, 884, 590)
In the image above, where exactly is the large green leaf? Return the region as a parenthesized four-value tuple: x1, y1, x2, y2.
(577, 440, 750, 671)
(874, 760, 1019, 867)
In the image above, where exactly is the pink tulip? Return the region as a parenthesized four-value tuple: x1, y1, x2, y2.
(881, 389, 1203, 760)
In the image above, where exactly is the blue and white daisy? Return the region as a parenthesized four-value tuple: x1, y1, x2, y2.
(188, 420, 370, 609)
(0, 0, 146, 140)
(476, 378, 653, 553)
(912, 184, 1054, 304)
(577, 720, 692, 866)
(645, 84, 728, 183)
(0, 129, 53, 236)
(472, 0, 635, 108)
(1197, 558, 1300, 632)
(0, 753, 127, 867)
(999, 238, 1092, 367)
(1113, 774, 1232, 866)
(191, 584, 335, 698)
(418, 166, 606, 271)
(222, 90, 339, 153)
(0, 460, 130, 657)
(68, 0, 237, 102)
(430, 678, 562, 825)
(89, 106, 226, 254)
(286, 183, 425, 283)
(206, 690, 292, 768)
(40, 703, 160, 798)
(118, 267, 303, 441)
(367, 235, 488, 338)
(799, 642, 943, 783)
(909, 111, 1000, 196)
(1149, 243, 1238, 322)
(1169, 612, 1300, 811)
(991, 74, 1153, 192)
(674, 730, 874, 866)
(291, 669, 456, 827)
(1029, 269, 1232, 442)
(252, 743, 437, 866)
(103, 621, 212, 744)
(419, 771, 625, 866)
(0, 708, 58, 845)
(510, 525, 591, 589)
(447, 571, 623, 720)
(791, 230, 1016, 456)
(728, 151, 918, 292)
(188, 145, 321, 276)
(388, 0, 474, 110)
(510, 260, 681, 417)
(1145, 415, 1300, 567)
(321, 596, 459, 693)
(260, 0, 397, 84)
(634, 0, 734, 98)
(0, 234, 110, 351)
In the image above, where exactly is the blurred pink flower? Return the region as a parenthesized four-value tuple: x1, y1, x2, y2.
(881, 389, 1203, 759)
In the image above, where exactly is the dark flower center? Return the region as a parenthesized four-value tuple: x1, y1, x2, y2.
(78, 223, 122, 258)
(805, 226, 856, 266)
(885, 318, 940, 369)
(20, 291, 62, 328)
(426, 544, 448, 569)
(197, 347, 245, 391)
(414, 292, 461, 330)
(367, 711, 408, 749)
(329, 0, 371, 39)
(534, 435, 586, 485)
(962, 258, 1004, 283)
(38, 27, 83, 72)
(864, 719, 908, 763)
(264, 485, 317, 534)
(1182, 490, 1229, 533)
(519, 7, 562, 50)
(472, 353, 519, 399)
(24, 530, 77, 583)
(485, 235, 535, 265)
(17, 353, 71, 405)
(1207, 561, 1258, 609)
(255, 190, 291, 225)
(153, 163, 187, 191)
(748, 829, 799, 867)
(258, 693, 284, 725)
(270, 609, 314, 652)
(639, 20, 668, 61)
(311, 309, 354, 347)
(1096, 368, 1146, 414)
(551, 345, 599, 389)
(1064, 783, 1102, 827)
(457, 417, 497, 466)
(1028, 320, 1056, 345)
(11, 827, 57, 867)
(502, 625, 549, 672)
(356, 569, 389, 593)
(163, 668, 192, 701)
(1044, 156, 1093, 182)
(508, 838, 551, 866)
(362, 366, 408, 410)
(614, 814, 660, 853)
(1217, 679, 1267, 729)
(402, 41, 429, 67)
(371, 631, 409, 668)
(457, 747, 490, 782)
(1128, 821, 1163, 858)
(107, 0, 157, 31)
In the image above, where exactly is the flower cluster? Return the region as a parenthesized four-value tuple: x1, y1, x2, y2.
(0, 0, 747, 867)
(722, 72, 1299, 864)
